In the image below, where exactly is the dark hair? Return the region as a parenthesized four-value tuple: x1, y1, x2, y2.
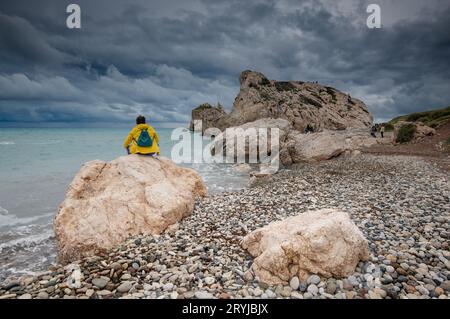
(136, 115, 146, 124)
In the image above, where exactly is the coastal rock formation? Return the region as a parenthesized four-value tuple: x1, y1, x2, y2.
(281, 129, 379, 164)
(189, 103, 226, 134)
(211, 118, 291, 162)
(211, 117, 382, 166)
(241, 209, 370, 285)
(194, 70, 373, 132)
(54, 155, 207, 264)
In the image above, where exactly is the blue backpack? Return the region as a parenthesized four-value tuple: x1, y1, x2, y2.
(136, 128, 153, 147)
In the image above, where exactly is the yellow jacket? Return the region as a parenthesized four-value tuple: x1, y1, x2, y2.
(123, 124, 160, 155)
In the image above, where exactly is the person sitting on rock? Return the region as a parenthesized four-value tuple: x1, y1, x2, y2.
(123, 115, 160, 156)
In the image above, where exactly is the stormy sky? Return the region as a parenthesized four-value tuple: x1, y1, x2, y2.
(0, 0, 449, 127)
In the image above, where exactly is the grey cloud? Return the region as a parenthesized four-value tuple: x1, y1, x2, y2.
(0, 0, 449, 125)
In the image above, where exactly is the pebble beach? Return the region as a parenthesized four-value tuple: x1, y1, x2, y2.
(1, 154, 449, 299)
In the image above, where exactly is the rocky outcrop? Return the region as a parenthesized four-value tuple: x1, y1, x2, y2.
(189, 103, 226, 134)
(281, 128, 380, 165)
(54, 155, 207, 264)
(241, 209, 370, 285)
(211, 118, 291, 163)
(211, 117, 383, 166)
(194, 70, 373, 133)
(393, 121, 436, 143)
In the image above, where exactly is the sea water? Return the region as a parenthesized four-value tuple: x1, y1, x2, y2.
(0, 127, 248, 280)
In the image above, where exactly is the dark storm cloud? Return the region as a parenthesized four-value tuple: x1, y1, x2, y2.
(0, 0, 449, 125)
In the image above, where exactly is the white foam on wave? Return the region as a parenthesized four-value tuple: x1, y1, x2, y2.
(0, 141, 15, 145)
(0, 208, 54, 227)
(0, 228, 55, 253)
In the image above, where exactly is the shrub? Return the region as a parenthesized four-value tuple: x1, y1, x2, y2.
(275, 81, 296, 92)
(299, 94, 322, 108)
(196, 103, 212, 110)
(259, 76, 271, 86)
(390, 106, 450, 128)
(325, 86, 337, 102)
(446, 136, 450, 145)
(396, 124, 416, 144)
(382, 123, 394, 131)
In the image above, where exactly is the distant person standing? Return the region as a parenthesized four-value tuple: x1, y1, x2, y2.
(370, 125, 377, 138)
(123, 115, 160, 156)
(380, 125, 385, 138)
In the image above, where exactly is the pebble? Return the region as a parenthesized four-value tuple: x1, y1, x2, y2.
(253, 287, 263, 297)
(243, 271, 253, 282)
(163, 283, 174, 291)
(37, 291, 49, 299)
(307, 284, 318, 295)
(291, 291, 303, 299)
(280, 287, 292, 297)
(3, 281, 20, 291)
(92, 277, 109, 289)
(86, 289, 94, 297)
(385, 266, 395, 273)
(434, 287, 444, 296)
(289, 276, 300, 290)
(117, 281, 132, 293)
(440, 281, 450, 291)
(326, 281, 337, 294)
(96, 290, 112, 297)
(265, 289, 276, 298)
(195, 291, 214, 299)
(110, 262, 121, 270)
(307, 275, 321, 285)
(299, 282, 308, 292)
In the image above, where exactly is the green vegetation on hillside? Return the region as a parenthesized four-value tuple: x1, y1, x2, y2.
(381, 123, 395, 131)
(396, 123, 417, 144)
(389, 106, 450, 128)
(195, 103, 213, 110)
(325, 86, 337, 102)
(275, 81, 297, 92)
(259, 76, 271, 86)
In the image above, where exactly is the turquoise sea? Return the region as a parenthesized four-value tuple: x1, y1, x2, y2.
(0, 127, 247, 280)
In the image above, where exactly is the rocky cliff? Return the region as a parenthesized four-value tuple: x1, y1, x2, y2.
(191, 70, 373, 133)
(189, 103, 226, 134)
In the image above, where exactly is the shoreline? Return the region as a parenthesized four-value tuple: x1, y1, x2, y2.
(1, 153, 449, 299)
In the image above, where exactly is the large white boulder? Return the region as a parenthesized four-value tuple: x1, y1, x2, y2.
(211, 118, 290, 163)
(242, 209, 370, 284)
(54, 155, 207, 263)
(281, 129, 378, 164)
